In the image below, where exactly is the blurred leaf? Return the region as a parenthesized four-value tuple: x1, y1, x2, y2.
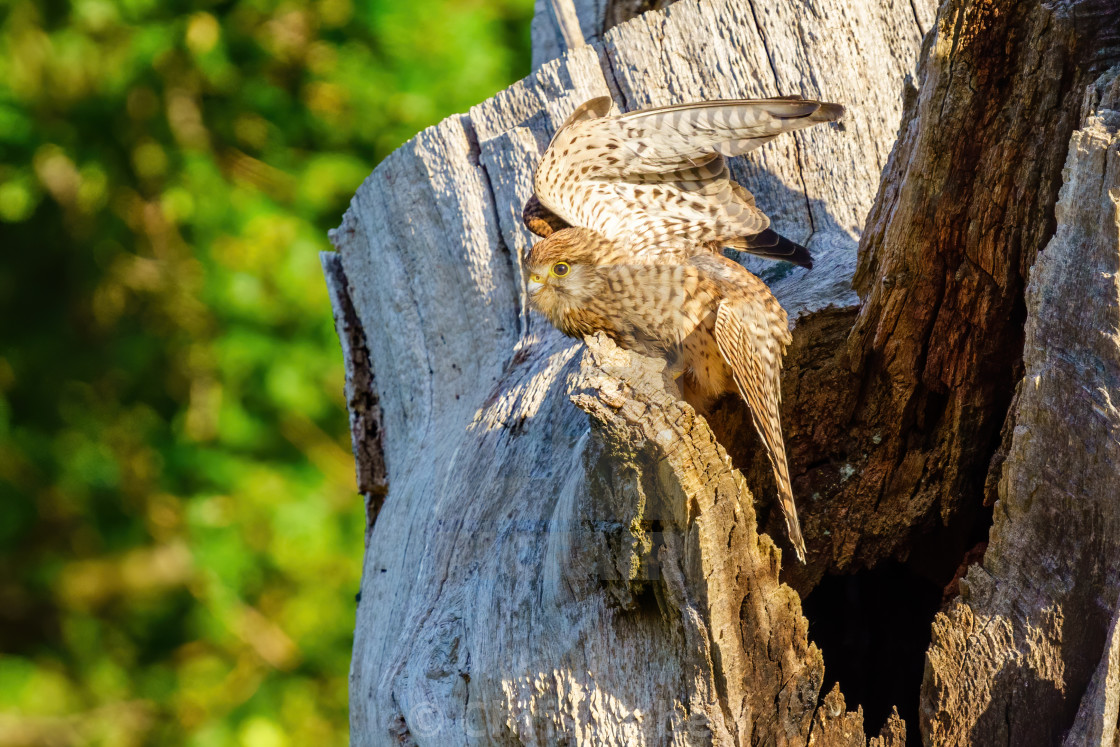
(0, 0, 533, 742)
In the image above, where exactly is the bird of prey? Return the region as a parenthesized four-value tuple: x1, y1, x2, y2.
(523, 96, 845, 268)
(525, 227, 807, 562)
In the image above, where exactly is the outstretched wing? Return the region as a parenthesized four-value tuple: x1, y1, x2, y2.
(610, 97, 844, 171)
(529, 97, 843, 262)
(712, 289, 805, 563)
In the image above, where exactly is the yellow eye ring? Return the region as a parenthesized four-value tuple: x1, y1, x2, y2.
(550, 262, 570, 278)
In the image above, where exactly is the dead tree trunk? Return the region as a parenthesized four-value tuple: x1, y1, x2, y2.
(918, 68, 1120, 746)
(325, 0, 1120, 743)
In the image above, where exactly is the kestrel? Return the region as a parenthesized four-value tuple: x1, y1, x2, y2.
(526, 227, 807, 562)
(523, 96, 845, 267)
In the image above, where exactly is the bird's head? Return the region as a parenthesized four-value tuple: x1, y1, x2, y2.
(524, 227, 614, 317)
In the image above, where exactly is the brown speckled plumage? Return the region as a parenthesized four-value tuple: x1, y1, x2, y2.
(527, 227, 806, 562)
(524, 96, 845, 268)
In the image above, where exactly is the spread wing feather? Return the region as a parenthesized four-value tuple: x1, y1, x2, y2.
(722, 229, 813, 269)
(530, 97, 843, 262)
(612, 98, 841, 171)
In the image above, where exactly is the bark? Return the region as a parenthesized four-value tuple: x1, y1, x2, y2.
(324, 0, 1120, 742)
(920, 67, 1120, 746)
(835, 0, 1120, 576)
(322, 255, 388, 535)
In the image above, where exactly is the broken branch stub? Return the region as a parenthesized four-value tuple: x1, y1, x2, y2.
(571, 332, 825, 743)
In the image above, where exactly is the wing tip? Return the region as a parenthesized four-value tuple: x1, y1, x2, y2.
(810, 102, 846, 123)
(790, 245, 814, 270)
(766, 99, 846, 124)
(739, 229, 814, 269)
(790, 532, 807, 564)
(783, 508, 807, 564)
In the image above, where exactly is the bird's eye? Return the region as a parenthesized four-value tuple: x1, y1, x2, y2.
(551, 262, 570, 278)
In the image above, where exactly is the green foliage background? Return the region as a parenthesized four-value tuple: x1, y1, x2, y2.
(0, 0, 532, 743)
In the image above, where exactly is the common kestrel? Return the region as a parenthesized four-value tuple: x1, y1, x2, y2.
(523, 96, 845, 268)
(526, 227, 807, 562)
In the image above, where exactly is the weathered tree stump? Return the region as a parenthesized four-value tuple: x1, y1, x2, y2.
(324, 0, 1120, 742)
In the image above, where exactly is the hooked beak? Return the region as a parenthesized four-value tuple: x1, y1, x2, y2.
(527, 273, 544, 294)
